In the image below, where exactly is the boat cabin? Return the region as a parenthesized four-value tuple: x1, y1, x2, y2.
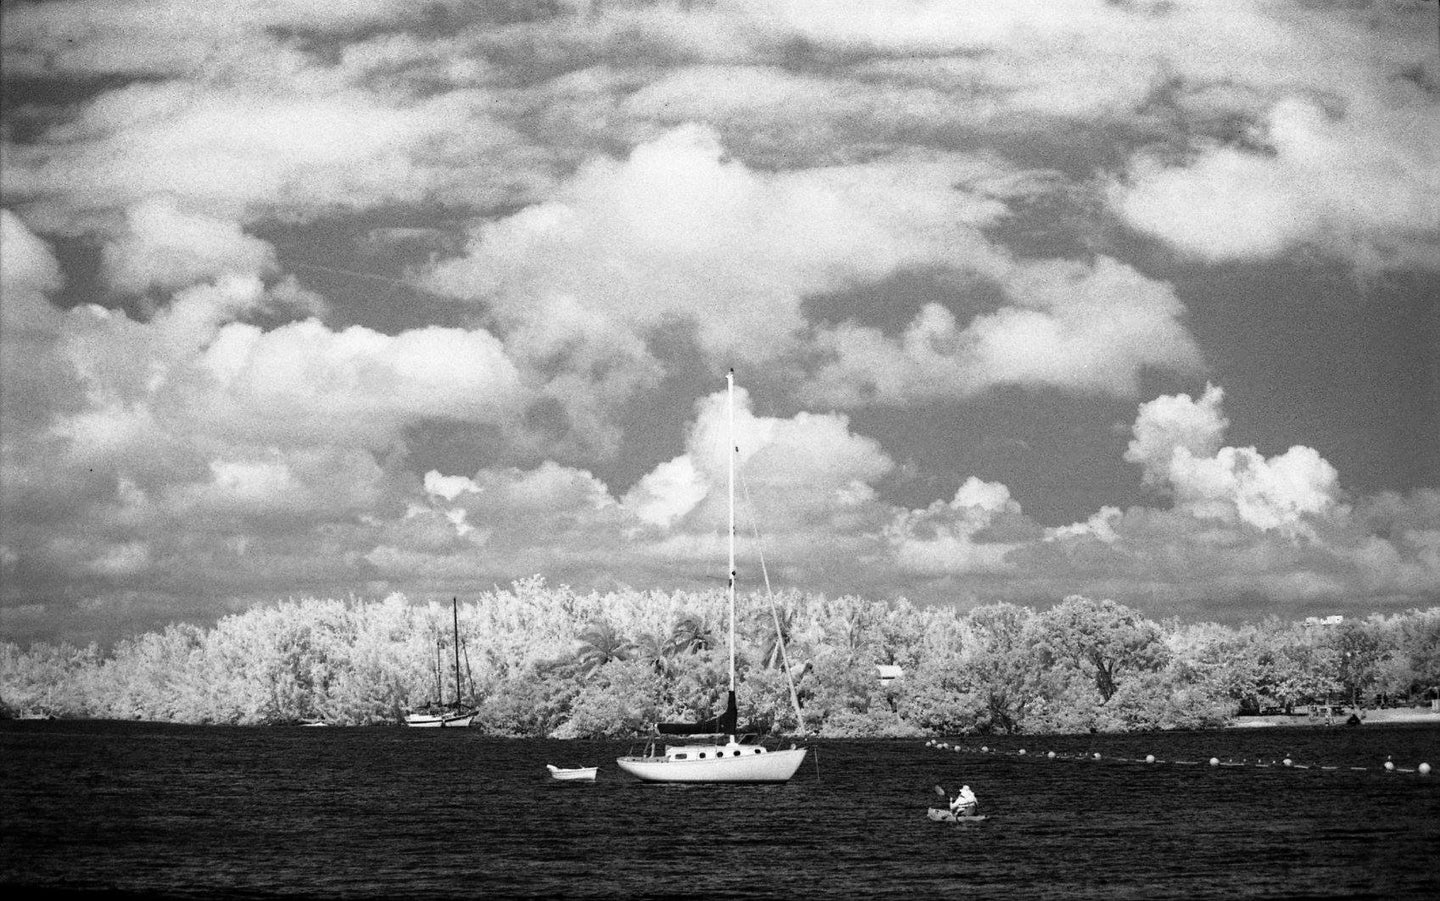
(628, 734, 773, 762)
(664, 742, 770, 761)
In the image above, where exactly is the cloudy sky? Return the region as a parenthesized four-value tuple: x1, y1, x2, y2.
(2, 0, 1437, 647)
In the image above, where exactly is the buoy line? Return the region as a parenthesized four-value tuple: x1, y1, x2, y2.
(923, 740, 1432, 777)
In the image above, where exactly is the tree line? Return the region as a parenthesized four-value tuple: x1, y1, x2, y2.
(3, 577, 1437, 735)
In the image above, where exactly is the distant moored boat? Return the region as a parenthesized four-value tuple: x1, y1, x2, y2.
(404, 597, 476, 728)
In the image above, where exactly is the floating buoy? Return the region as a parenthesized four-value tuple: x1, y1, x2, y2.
(1018, 749, 1026, 756)
(1093, 752, 1102, 760)
(1385, 761, 1395, 772)
(1420, 763, 1432, 775)
(1283, 758, 1292, 767)
(954, 746, 962, 752)
(1209, 757, 1219, 766)
(1145, 754, 1156, 764)
(980, 745, 989, 753)
(1047, 751, 1056, 759)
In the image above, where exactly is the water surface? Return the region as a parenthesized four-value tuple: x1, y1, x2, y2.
(2, 721, 1436, 899)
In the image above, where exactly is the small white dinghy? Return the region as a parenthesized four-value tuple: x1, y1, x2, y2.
(547, 764, 598, 782)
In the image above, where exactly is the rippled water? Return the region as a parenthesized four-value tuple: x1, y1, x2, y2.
(2, 721, 1437, 899)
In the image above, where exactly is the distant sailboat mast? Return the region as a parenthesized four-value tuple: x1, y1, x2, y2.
(452, 597, 463, 710)
(727, 369, 737, 710)
(433, 641, 443, 705)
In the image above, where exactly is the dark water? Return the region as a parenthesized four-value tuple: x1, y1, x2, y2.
(2, 721, 1437, 900)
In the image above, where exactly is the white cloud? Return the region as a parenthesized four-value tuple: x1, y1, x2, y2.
(424, 124, 1011, 368)
(886, 477, 1026, 575)
(0, 210, 63, 299)
(804, 256, 1204, 404)
(1047, 506, 1123, 545)
(1113, 97, 1440, 271)
(102, 196, 277, 294)
(1125, 383, 1228, 488)
(172, 448, 389, 520)
(623, 455, 707, 530)
(750, 0, 1128, 54)
(190, 319, 524, 447)
(1125, 384, 1339, 533)
(1167, 445, 1339, 534)
(3, 81, 538, 234)
(679, 385, 894, 531)
(424, 472, 483, 503)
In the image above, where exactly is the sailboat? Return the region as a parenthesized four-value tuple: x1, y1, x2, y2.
(404, 597, 476, 728)
(615, 371, 808, 783)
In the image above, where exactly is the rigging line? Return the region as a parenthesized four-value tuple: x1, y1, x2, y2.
(739, 465, 808, 736)
(278, 256, 455, 298)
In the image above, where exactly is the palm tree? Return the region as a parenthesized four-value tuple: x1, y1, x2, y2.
(666, 615, 712, 656)
(575, 620, 633, 674)
(758, 606, 798, 670)
(635, 630, 678, 678)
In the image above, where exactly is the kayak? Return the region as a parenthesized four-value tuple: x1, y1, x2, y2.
(927, 807, 988, 822)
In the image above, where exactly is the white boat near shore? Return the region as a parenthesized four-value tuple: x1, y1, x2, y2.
(403, 708, 476, 728)
(546, 764, 598, 781)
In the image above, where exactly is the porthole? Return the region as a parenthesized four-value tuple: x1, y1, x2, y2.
(733, 750, 741, 757)
(698, 753, 706, 759)
(752, 748, 762, 754)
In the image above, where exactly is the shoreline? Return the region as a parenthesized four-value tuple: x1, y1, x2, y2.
(1226, 707, 1440, 729)
(7, 707, 1440, 735)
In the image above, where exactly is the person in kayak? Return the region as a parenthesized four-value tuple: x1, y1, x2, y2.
(950, 785, 978, 816)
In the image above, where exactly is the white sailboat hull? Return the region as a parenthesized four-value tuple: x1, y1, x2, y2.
(403, 710, 475, 728)
(616, 746, 807, 783)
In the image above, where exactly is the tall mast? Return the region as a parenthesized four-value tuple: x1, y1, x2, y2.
(727, 369, 736, 695)
(452, 597, 462, 709)
(434, 642, 442, 704)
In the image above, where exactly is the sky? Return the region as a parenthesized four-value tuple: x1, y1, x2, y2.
(1, 0, 1438, 648)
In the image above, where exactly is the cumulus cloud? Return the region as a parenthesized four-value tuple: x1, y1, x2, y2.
(883, 386, 1435, 614)
(804, 256, 1204, 404)
(102, 196, 277, 294)
(1126, 385, 1340, 533)
(424, 123, 1011, 367)
(1112, 97, 1440, 271)
(1124, 383, 1228, 487)
(380, 388, 895, 590)
(620, 383, 894, 540)
(1, 219, 534, 636)
(885, 477, 1032, 576)
(189, 319, 524, 448)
